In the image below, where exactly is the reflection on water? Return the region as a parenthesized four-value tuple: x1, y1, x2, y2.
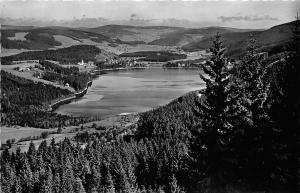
(54, 68, 205, 118)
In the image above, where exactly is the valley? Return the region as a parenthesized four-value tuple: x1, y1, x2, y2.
(1, 20, 294, 58)
(0, 16, 299, 193)
(0, 20, 295, 152)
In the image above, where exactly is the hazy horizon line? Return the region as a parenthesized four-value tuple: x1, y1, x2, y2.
(2, 16, 292, 30)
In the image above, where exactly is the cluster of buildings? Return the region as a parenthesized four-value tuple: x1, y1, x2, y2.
(16, 66, 32, 72)
(15, 65, 44, 78)
(104, 57, 146, 68)
(77, 59, 94, 66)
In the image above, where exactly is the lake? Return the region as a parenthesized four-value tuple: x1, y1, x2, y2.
(54, 68, 205, 118)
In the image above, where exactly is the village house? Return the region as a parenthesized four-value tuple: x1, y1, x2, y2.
(78, 59, 86, 66)
(33, 71, 42, 78)
(16, 66, 30, 72)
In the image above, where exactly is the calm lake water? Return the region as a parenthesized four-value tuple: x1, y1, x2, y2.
(54, 68, 205, 118)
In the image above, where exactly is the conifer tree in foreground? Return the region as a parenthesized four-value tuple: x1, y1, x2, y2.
(269, 14, 300, 191)
(61, 158, 75, 193)
(74, 177, 87, 193)
(197, 33, 237, 191)
(105, 170, 116, 193)
(234, 35, 273, 187)
(14, 176, 22, 193)
(40, 167, 53, 193)
(169, 174, 185, 193)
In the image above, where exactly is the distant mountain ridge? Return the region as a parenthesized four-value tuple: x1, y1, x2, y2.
(82, 25, 183, 43)
(147, 27, 258, 46)
(1, 20, 296, 58)
(182, 20, 299, 57)
(1, 25, 116, 50)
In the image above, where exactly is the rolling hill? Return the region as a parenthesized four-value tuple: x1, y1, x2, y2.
(147, 27, 259, 46)
(82, 25, 183, 43)
(1, 25, 181, 52)
(1, 45, 102, 65)
(1, 26, 118, 50)
(182, 20, 298, 58)
(1, 20, 296, 59)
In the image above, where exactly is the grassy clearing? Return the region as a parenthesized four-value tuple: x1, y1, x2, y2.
(0, 126, 57, 143)
(1, 113, 139, 152)
(1, 64, 75, 92)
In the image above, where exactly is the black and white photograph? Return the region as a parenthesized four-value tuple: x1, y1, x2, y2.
(0, 0, 299, 192)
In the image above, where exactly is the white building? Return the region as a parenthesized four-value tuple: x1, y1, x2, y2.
(78, 59, 85, 66)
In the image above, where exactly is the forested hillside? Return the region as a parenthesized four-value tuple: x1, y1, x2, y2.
(1, 45, 101, 65)
(1, 30, 62, 50)
(0, 71, 92, 128)
(148, 27, 254, 46)
(136, 91, 201, 140)
(182, 20, 299, 58)
(1, 26, 118, 50)
(40, 60, 91, 91)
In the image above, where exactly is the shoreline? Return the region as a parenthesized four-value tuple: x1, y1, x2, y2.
(49, 81, 93, 112)
(50, 66, 200, 113)
(95, 66, 200, 73)
(94, 66, 148, 73)
(48, 67, 150, 112)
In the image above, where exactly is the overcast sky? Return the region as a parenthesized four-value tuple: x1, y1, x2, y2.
(1, 0, 299, 28)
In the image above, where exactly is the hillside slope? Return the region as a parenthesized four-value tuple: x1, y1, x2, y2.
(148, 27, 258, 46)
(136, 90, 202, 139)
(1, 45, 101, 65)
(1, 21, 296, 59)
(83, 25, 183, 43)
(182, 20, 298, 58)
(1, 26, 121, 50)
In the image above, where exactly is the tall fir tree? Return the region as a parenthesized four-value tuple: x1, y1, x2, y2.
(105, 170, 115, 193)
(169, 174, 185, 193)
(119, 168, 132, 193)
(61, 158, 75, 193)
(233, 35, 273, 187)
(20, 155, 34, 193)
(86, 165, 101, 193)
(268, 14, 300, 191)
(53, 172, 61, 193)
(74, 177, 87, 193)
(27, 141, 37, 170)
(14, 176, 22, 193)
(40, 167, 53, 193)
(196, 33, 237, 191)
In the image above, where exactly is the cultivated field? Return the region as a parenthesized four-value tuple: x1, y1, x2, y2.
(7, 32, 28, 41)
(1, 63, 75, 92)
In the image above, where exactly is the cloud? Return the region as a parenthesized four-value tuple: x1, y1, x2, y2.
(127, 13, 158, 25)
(0, 17, 110, 28)
(218, 14, 279, 22)
(160, 19, 201, 28)
(130, 13, 137, 18)
(130, 13, 138, 21)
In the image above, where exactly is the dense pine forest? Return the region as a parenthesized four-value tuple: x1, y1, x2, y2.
(1, 30, 62, 50)
(0, 71, 93, 128)
(1, 45, 101, 65)
(1, 18, 299, 193)
(40, 60, 91, 91)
